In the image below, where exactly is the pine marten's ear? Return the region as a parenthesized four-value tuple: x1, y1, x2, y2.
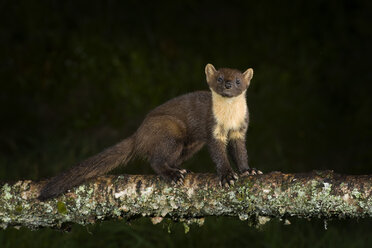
(205, 64, 217, 83)
(243, 68, 254, 85)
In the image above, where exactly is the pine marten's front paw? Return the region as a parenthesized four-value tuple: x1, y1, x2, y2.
(240, 168, 263, 177)
(162, 168, 187, 185)
(219, 169, 238, 187)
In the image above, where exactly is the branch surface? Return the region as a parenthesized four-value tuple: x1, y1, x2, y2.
(1, 171, 372, 230)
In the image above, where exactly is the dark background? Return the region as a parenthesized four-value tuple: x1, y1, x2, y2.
(1, 0, 372, 247)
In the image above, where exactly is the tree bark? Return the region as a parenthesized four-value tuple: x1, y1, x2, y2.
(1, 171, 372, 230)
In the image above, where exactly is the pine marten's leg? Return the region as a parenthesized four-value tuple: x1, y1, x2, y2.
(173, 141, 205, 170)
(228, 130, 262, 175)
(208, 138, 238, 187)
(149, 139, 187, 184)
(150, 159, 186, 184)
(137, 115, 188, 184)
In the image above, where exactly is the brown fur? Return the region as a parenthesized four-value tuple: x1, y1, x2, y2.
(38, 64, 257, 200)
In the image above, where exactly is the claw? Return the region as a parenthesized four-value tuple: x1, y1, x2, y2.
(241, 171, 249, 177)
(180, 169, 187, 174)
(174, 176, 184, 185)
(241, 168, 263, 177)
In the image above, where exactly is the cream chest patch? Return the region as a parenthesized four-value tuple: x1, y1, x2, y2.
(211, 90, 247, 143)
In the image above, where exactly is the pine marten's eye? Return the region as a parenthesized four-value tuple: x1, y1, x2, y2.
(236, 79, 241, 85)
(217, 77, 223, 83)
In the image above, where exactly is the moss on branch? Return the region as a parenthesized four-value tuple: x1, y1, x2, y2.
(1, 171, 372, 230)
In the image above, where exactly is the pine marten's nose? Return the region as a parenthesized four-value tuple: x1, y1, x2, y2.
(225, 81, 232, 89)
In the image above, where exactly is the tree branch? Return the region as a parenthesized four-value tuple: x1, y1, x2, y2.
(1, 171, 372, 230)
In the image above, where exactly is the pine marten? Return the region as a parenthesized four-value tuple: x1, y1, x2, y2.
(38, 64, 262, 200)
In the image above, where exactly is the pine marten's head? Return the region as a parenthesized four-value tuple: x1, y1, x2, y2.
(205, 64, 253, 98)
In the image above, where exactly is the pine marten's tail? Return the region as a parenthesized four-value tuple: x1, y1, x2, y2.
(38, 136, 135, 200)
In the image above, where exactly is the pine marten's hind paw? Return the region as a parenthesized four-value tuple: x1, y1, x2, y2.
(240, 168, 263, 177)
(162, 168, 187, 186)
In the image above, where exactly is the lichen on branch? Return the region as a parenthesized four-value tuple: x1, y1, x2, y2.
(1, 171, 372, 230)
